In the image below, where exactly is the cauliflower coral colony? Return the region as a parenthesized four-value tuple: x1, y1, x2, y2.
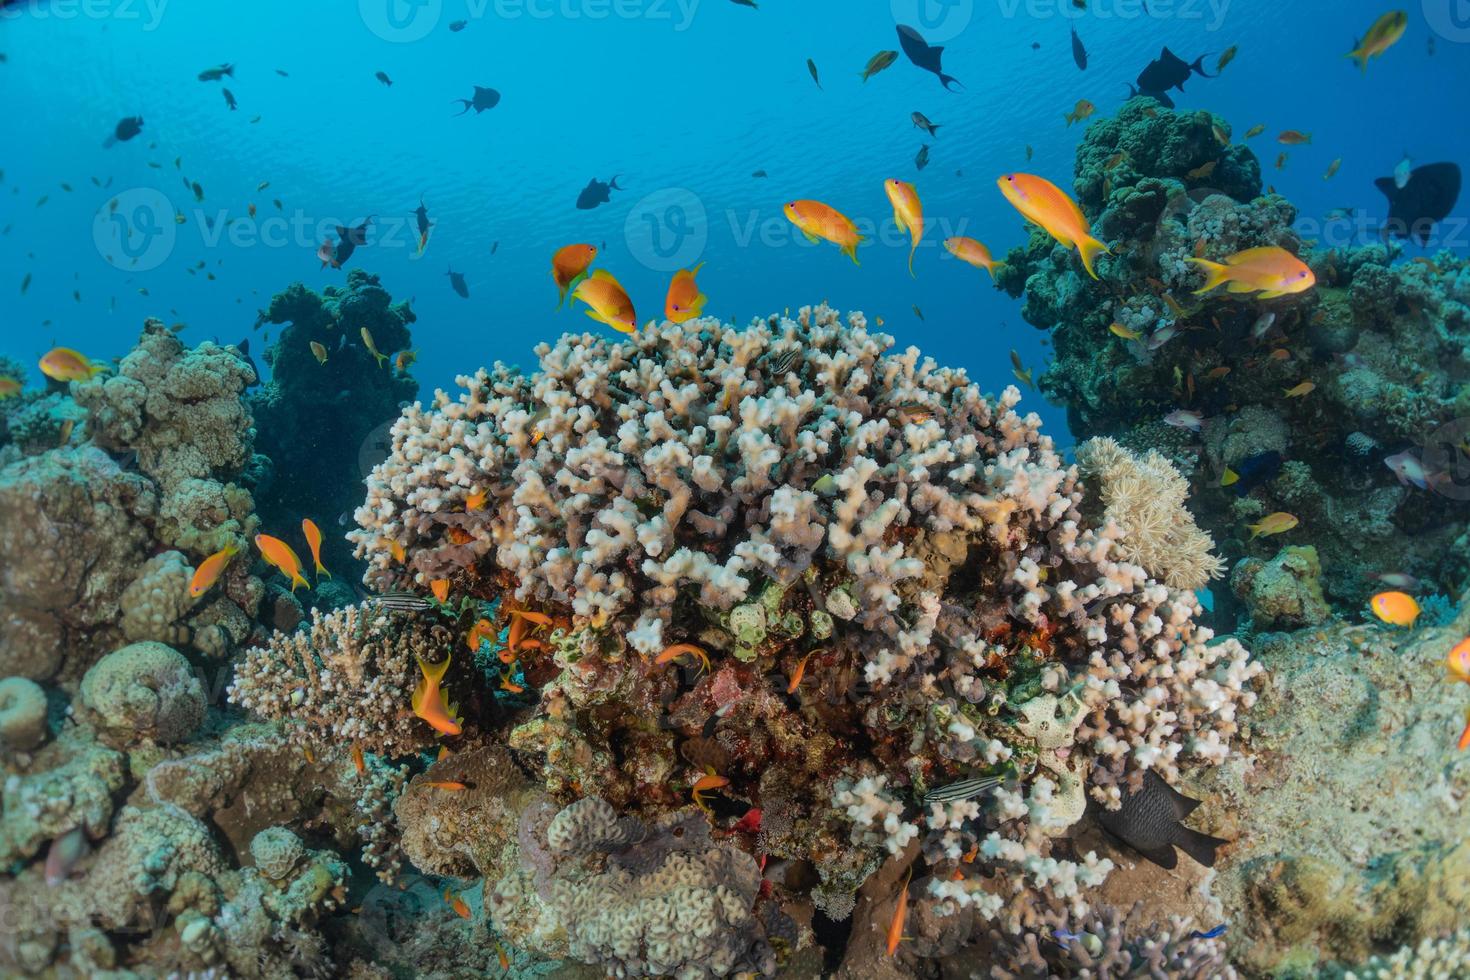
(231, 302, 1259, 975)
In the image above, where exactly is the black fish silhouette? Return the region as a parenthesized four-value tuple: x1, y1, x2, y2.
(222, 88, 237, 111)
(332, 217, 373, 267)
(447, 266, 469, 298)
(413, 197, 432, 252)
(453, 86, 500, 115)
(576, 175, 623, 210)
(1375, 162, 1461, 246)
(1071, 25, 1087, 70)
(1097, 770, 1227, 870)
(1136, 46, 1215, 95)
(1126, 82, 1176, 109)
(896, 25, 960, 91)
(103, 116, 143, 148)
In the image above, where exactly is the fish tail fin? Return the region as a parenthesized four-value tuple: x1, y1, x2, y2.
(609, 174, 623, 190)
(843, 240, 861, 266)
(556, 285, 568, 310)
(290, 570, 311, 592)
(418, 650, 452, 686)
(1075, 234, 1109, 280)
(1175, 826, 1227, 868)
(316, 561, 332, 580)
(1189, 55, 1217, 78)
(939, 72, 962, 91)
(372, 351, 387, 369)
(907, 245, 916, 278)
(986, 260, 1003, 280)
(451, 100, 470, 116)
(1186, 257, 1230, 293)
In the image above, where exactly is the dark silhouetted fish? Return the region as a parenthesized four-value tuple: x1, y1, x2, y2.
(376, 71, 393, 87)
(915, 144, 930, 171)
(103, 116, 143, 148)
(413, 197, 432, 253)
(807, 58, 821, 89)
(896, 25, 961, 91)
(1376, 162, 1461, 246)
(447, 266, 469, 298)
(1228, 450, 1282, 496)
(1097, 770, 1227, 870)
(1071, 24, 1087, 70)
(452, 86, 500, 115)
(449, 19, 467, 31)
(197, 63, 233, 82)
(332, 217, 373, 268)
(576, 175, 622, 210)
(234, 338, 261, 387)
(222, 88, 237, 111)
(912, 111, 940, 137)
(1126, 82, 1175, 109)
(1136, 46, 1215, 95)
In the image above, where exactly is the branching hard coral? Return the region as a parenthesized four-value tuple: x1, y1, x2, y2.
(1076, 437, 1225, 590)
(1339, 930, 1470, 980)
(227, 601, 456, 756)
(339, 302, 1260, 948)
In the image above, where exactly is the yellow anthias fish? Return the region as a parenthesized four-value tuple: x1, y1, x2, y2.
(1109, 322, 1143, 341)
(1187, 246, 1316, 299)
(256, 533, 310, 591)
(1346, 10, 1408, 71)
(944, 236, 1001, 278)
(664, 262, 708, 324)
(39, 348, 107, 383)
(1247, 512, 1299, 539)
(997, 173, 1110, 280)
(1283, 381, 1316, 398)
(1064, 99, 1095, 126)
(1370, 590, 1420, 627)
(361, 327, 388, 368)
(301, 518, 331, 580)
(572, 269, 637, 334)
(552, 243, 598, 309)
(189, 545, 238, 598)
(412, 650, 463, 736)
(784, 199, 865, 265)
(883, 179, 923, 278)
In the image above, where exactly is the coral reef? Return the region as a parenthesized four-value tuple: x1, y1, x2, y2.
(335, 302, 1258, 971)
(0, 320, 264, 681)
(77, 641, 206, 747)
(249, 270, 418, 581)
(999, 98, 1470, 614)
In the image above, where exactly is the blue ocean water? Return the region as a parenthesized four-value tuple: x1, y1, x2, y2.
(1, 0, 1466, 446)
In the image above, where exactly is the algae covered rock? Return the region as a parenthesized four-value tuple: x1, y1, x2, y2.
(77, 641, 205, 747)
(0, 676, 49, 751)
(1231, 545, 1331, 630)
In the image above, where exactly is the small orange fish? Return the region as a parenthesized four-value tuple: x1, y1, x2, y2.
(1346, 10, 1407, 70)
(944, 236, 1000, 278)
(1447, 637, 1470, 684)
(412, 651, 462, 736)
(189, 545, 238, 597)
(884, 179, 923, 278)
(256, 534, 310, 591)
(692, 770, 730, 811)
(998, 173, 1110, 280)
(430, 579, 450, 603)
(551, 243, 598, 309)
(496, 942, 510, 971)
(389, 539, 406, 563)
(500, 676, 525, 694)
(0, 377, 21, 399)
(466, 618, 495, 652)
(1458, 709, 1470, 752)
(394, 349, 418, 372)
(445, 889, 471, 919)
(1268, 348, 1291, 361)
(1277, 130, 1312, 145)
(1186, 160, 1217, 180)
(423, 780, 469, 791)
(437, 746, 453, 761)
(572, 269, 637, 334)
(1247, 512, 1299, 539)
(1205, 366, 1232, 379)
(352, 743, 366, 775)
(1063, 99, 1095, 126)
(303, 745, 316, 764)
(465, 489, 487, 511)
(657, 642, 711, 675)
(887, 866, 913, 957)
(665, 262, 709, 323)
(787, 650, 816, 694)
(1245, 123, 1266, 139)
(1369, 591, 1420, 627)
(39, 348, 107, 383)
(785, 199, 865, 265)
(510, 609, 553, 626)
(1283, 380, 1315, 398)
(1187, 246, 1315, 299)
(302, 518, 331, 580)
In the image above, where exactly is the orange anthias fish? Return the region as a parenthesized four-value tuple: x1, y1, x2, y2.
(572, 270, 637, 334)
(552, 243, 597, 309)
(1283, 381, 1316, 398)
(1369, 590, 1421, 627)
(997, 173, 1110, 280)
(656, 642, 711, 675)
(691, 769, 729, 812)
(445, 889, 471, 920)
(1447, 637, 1470, 684)
(466, 618, 496, 652)
(1277, 130, 1312, 145)
(787, 650, 817, 694)
(39, 348, 107, 383)
(0, 377, 21, 399)
(351, 743, 366, 775)
(665, 262, 708, 323)
(784, 199, 865, 265)
(1187, 246, 1316, 299)
(1458, 709, 1470, 752)
(301, 518, 331, 580)
(430, 579, 450, 603)
(887, 866, 913, 957)
(256, 534, 310, 591)
(412, 650, 462, 736)
(189, 545, 239, 598)
(1064, 99, 1095, 126)
(423, 780, 470, 791)
(884, 179, 923, 278)
(1246, 512, 1299, 539)
(1346, 10, 1407, 71)
(465, 489, 487, 511)
(945, 236, 1000, 278)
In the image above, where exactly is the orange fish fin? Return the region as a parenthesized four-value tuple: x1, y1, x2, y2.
(1186, 257, 1229, 294)
(1075, 234, 1109, 280)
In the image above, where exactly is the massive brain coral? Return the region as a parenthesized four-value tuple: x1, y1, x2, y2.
(350, 304, 1259, 939)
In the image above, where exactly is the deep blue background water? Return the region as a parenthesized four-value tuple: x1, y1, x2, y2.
(2, 0, 1466, 447)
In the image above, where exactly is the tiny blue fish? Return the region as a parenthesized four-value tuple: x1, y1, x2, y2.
(1187, 924, 1227, 940)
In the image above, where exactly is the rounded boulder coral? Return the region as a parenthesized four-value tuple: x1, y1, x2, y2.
(0, 676, 49, 750)
(78, 641, 205, 746)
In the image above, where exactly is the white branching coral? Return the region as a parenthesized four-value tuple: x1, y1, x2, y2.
(1076, 437, 1226, 591)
